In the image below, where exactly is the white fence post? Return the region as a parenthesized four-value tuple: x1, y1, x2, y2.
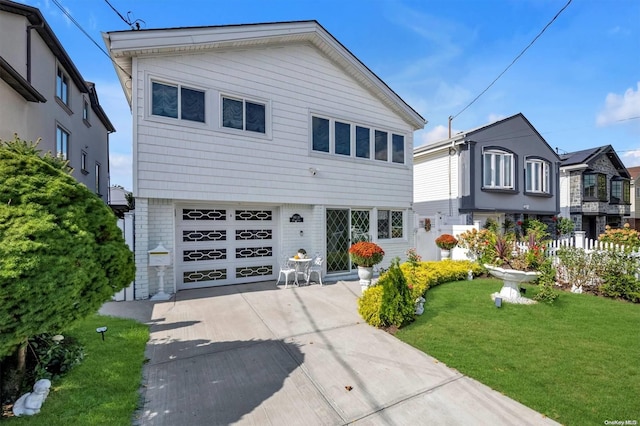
(574, 230, 586, 250)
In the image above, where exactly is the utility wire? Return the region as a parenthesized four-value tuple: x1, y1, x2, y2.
(104, 0, 145, 30)
(50, 0, 132, 79)
(452, 0, 573, 120)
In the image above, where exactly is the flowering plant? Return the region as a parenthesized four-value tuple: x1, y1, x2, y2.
(349, 241, 385, 267)
(435, 234, 458, 250)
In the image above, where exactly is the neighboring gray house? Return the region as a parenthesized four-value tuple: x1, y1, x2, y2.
(0, 0, 114, 203)
(559, 145, 631, 239)
(414, 113, 560, 229)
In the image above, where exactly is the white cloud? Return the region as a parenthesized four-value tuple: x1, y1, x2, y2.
(109, 153, 132, 191)
(622, 149, 640, 167)
(487, 113, 506, 123)
(415, 125, 460, 146)
(596, 82, 640, 127)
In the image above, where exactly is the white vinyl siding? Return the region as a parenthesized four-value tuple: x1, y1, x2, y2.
(133, 43, 414, 207)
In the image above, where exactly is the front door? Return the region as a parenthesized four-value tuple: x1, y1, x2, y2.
(325, 209, 370, 274)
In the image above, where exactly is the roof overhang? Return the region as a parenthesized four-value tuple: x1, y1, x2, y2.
(103, 21, 426, 130)
(0, 55, 46, 102)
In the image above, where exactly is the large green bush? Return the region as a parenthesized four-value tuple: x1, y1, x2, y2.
(0, 137, 135, 359)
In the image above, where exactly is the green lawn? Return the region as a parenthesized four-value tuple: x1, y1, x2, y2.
(396, 279, 640, 426)
(7, 314, 148, 426)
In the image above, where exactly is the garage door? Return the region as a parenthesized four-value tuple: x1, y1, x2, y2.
(176, 206, 277, 289)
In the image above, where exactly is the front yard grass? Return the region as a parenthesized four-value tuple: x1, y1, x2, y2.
(7, 314, 148, 426)
(396, 278, 640, 426)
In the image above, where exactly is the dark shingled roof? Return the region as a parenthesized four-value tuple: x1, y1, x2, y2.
(560, 144, 630, 179)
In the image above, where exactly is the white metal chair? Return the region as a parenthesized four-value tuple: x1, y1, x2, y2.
(306, 254, 324, 286)
(276, 256, 296, 288)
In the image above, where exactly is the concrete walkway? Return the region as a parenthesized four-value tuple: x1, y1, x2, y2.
(99, 280, 558, 426)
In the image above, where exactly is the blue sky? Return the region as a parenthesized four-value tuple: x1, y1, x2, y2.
(25, 0, 640, 190)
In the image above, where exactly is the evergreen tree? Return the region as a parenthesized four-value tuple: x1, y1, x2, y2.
(0, 136, 135, 358)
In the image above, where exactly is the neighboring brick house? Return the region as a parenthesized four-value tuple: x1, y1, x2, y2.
(0, 0, 114, 203)
(625, 166, 640, 230)
(559, 145, 631, 239)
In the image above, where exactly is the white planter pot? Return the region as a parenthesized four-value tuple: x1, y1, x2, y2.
(440, 249, 451, 260)
(358, 266, 374, 293)
(484, 264, 540, 305)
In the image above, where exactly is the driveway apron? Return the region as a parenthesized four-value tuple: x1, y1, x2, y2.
(100, 280, 558, 425)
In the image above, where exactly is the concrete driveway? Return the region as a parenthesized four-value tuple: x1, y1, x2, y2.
(100, 280, 558, 425)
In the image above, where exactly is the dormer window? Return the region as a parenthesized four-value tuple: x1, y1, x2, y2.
(483, 149, 513, 189)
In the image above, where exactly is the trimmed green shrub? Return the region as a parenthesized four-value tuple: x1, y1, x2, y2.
(379, 258, 415, 327)
(532, 259, 559, 304)
(358, 286, 384, 327)
(359, 259, 483, 328)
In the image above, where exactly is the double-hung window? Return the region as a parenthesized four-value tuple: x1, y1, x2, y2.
(56, 67, 69, 105)
(483, 149, 513, 189)
(56, 126, 69, 160)
(378, 210, 403, 239)
(222, 96, 266, 133)
(152, 81, 205, 123)
(525, 158, 550, 193)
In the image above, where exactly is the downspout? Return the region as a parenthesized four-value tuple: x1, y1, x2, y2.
(448, 142, 456, 217)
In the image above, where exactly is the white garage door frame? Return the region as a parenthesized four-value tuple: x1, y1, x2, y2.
(175, 204, 278, 290)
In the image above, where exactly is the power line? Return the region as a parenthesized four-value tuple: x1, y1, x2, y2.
(103, 0, 145, 30)
(452, 0, 573, 120)
(50, 0, 132, 79)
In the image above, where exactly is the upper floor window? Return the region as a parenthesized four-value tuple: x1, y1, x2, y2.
(56, 67, 69, 105)
(378, 210, 404, 239)
(82, 99, 90, 123)
(56, 126, 69, 160)
(95, 162, 101, 194)
(525, 158, 550, 193)
(222, 96, 265, 133)
(81, 150, 88, 174)
(583, 173, 607, 201)
(610, 179, 630, 204)
(483, 149, 513, 189)
(311, 114, 405, 164)
(152, 81, 205, 123)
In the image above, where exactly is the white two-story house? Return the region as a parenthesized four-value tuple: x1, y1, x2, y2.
(104, 21, 425, 298)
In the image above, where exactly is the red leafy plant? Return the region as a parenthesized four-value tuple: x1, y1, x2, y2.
(349, 241, 385, 267)
(435, 234, 458, 250)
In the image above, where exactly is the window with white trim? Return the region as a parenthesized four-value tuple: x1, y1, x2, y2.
(525, 158, 550, 193)
(378, 210, 404, 239)
(483, 149, 513, 189)
(56, 126, 69, 160)
(222, 95, 266, 133)
(151, 81, 205, 123)
(311, 114, 405, 164)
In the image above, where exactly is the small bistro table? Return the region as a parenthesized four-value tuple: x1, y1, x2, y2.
(288, 258, 312, 286)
